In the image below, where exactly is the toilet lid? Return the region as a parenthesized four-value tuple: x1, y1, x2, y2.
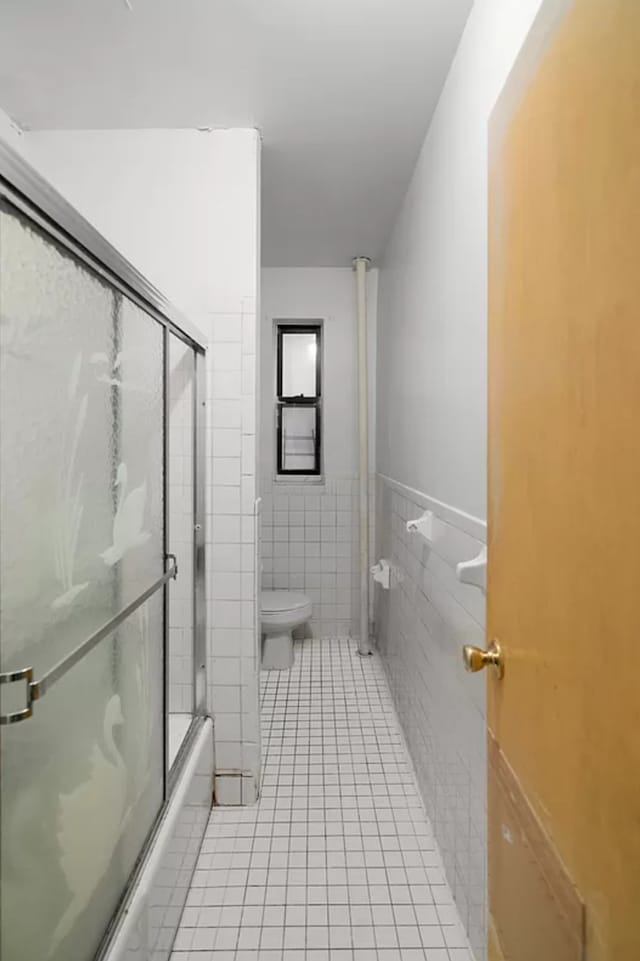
(261, 590, 310, 614)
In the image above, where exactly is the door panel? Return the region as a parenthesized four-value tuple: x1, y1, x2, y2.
(488, 2, 640, 959)
(0, 201, 165, 961)
(488, 734, 583, 961)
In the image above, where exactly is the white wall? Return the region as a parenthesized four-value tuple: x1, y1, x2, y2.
(24, 128, 257, 319)
(260, 268, 377, 479)
(260, 267, 377, 638)
(377, 0, 545, 522)
(9, 126, 262, 803)
(375, 1, 544, 957)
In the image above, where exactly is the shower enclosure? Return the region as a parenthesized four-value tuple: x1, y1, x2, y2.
(0, 143, 207, 961)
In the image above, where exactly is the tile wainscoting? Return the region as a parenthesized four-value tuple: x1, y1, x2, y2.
(260, 475, 375, 640)
(374, 473, 487, 960)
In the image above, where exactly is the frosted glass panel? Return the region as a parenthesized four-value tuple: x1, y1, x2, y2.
(1, 595, 163, 961)
(281, 331, 318, 397)
(0, 201, 164, 961)
(117, 296, 164, 604)
(0, 203, 117, 676)
(168, 335, 195, 733)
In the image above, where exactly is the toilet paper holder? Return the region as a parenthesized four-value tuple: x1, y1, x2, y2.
(406, 509, 438, 543)
(370, 559, 391, 590)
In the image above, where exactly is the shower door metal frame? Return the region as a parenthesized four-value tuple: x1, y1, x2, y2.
(0, 138, 209, 954)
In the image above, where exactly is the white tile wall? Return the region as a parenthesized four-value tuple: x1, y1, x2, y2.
(260, 475, 375, 639)
(205, 296, 261, 803)
(259, 267, 378, 643)
(374, 474, 487, 961)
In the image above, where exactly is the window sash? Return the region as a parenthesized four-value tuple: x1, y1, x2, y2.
(276, 324, 322, 401)
(276, 402, 321, 475)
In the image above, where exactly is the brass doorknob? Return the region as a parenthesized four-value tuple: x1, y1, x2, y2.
(462, 640, 504, 679)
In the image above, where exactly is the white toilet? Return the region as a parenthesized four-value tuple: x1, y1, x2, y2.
(261, 590, 312, 670)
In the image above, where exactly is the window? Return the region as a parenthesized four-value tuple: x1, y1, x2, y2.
(276, 323, 322, 475)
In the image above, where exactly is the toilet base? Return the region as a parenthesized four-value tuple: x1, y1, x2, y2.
(262, 631, 294, 670)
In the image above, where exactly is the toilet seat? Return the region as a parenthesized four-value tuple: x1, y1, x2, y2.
(261, 590, 310, 615)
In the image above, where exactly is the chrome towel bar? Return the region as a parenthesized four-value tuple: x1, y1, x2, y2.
(0, 555, 178, 726)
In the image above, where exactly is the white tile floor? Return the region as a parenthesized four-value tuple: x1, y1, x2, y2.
(171, 637, 474, 961)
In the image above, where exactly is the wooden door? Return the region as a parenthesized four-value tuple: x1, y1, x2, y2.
(487, 2, 640, 960)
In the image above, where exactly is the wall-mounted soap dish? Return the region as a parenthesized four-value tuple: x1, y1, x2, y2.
(456, 546, 487, 593)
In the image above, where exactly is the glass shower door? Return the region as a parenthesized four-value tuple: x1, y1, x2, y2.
(0, 200, 165, 961)
(167, 333, 196, 767)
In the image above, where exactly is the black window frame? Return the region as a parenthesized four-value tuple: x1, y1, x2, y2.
(276, 323, 322, 476)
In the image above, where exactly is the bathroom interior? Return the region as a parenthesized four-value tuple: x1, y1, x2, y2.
(1, 2, 639, 961)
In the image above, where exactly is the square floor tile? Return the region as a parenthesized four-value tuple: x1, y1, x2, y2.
(171, 637, 471, 961)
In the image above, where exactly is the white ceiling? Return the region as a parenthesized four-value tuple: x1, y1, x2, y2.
(0, 0, 472, 267)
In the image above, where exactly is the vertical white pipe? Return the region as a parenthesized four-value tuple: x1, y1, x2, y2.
(353, 256, 372, 656)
